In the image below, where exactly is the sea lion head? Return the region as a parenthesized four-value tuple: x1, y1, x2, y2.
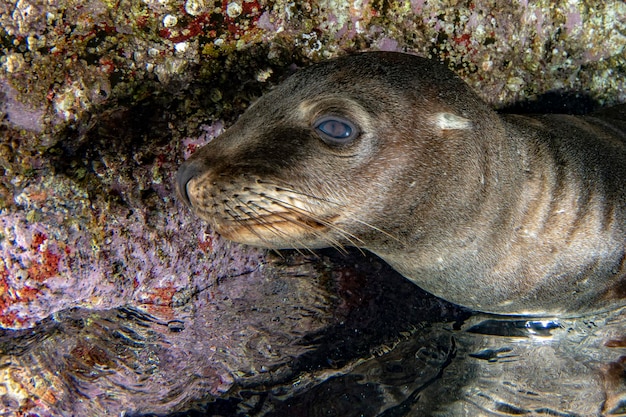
(176, 52, 501, 252)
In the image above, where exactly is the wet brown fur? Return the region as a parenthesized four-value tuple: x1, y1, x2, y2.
(177, 52, 626, 317)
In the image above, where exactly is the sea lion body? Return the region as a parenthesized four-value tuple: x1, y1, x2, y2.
(176, 52, 626, 317)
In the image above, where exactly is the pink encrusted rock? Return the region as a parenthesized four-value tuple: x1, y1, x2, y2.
(0, 136, 266, 329)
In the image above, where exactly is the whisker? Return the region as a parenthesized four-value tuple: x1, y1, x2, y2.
(246, 200, 344, 256)
(235, 199, 318, 257)
(244, 186, 370, 256)
(225, 212, 284, 260)
(263, 196, 363, 255)
(222, 200, 290, 258)
(264, 194, 365, 245)
(221, 200, 276, 248)
(212, 178, 402, 257)
(257, 179, 342, 206)
(352, 218, 405, 245)
(248, 181, 365, 248)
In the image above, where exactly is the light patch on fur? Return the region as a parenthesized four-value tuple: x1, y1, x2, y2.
(434, 112, 473, 131)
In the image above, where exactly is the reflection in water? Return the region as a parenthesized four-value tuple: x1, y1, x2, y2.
(466, 318, 562, 338)
(238, 309, 626, 417)
(1, 249, 626, 416)
(432, 311, 626, 416)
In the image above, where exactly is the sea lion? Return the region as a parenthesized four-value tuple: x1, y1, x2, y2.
(176, 51, 626, 317)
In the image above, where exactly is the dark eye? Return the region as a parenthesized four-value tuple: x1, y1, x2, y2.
(313, 116, 359, 145)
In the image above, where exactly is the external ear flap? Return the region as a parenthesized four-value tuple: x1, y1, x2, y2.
(433, 112, 473, 133)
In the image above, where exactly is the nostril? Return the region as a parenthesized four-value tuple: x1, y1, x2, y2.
(175, 160, 203, 207)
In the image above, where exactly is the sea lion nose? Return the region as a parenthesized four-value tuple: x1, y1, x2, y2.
(175, 160, 203, 207)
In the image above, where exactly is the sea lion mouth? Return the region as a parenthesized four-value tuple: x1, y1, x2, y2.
(218, 213, 331, 230)
(213, 211, 340, 248)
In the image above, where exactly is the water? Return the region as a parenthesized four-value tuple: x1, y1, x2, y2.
(191, 309, 626, 416)
(2, 249, 625, 416)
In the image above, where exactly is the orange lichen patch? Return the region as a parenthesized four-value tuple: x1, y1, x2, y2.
(0, 310, 20, 327)
(27, 232, 63, 282)
(31, 232, 47, 249)
(139, 285, 179, 319)
(147, 286, 177, 305)
(142, 304, 176, 321)
(70, 342, 116, 370)
(2, 366, 61, 408)
(0, 282, 40, 327)
(454, 33, 472, 47)
(0, 272, 20, 327)
(198, 236, 213, 252)
(27, 249, 61, 282)
(25, 190, 49, 205)
(16, 286, 40, 302)
(98, 57, 116, 75)
(0, 266, 8, 296)
(186, 142, 199, 154)
(0, 234, 49, 326)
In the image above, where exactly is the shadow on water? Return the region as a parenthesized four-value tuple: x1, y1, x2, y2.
(174, 248, 470, 417)
(150, 252, 626, 417)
